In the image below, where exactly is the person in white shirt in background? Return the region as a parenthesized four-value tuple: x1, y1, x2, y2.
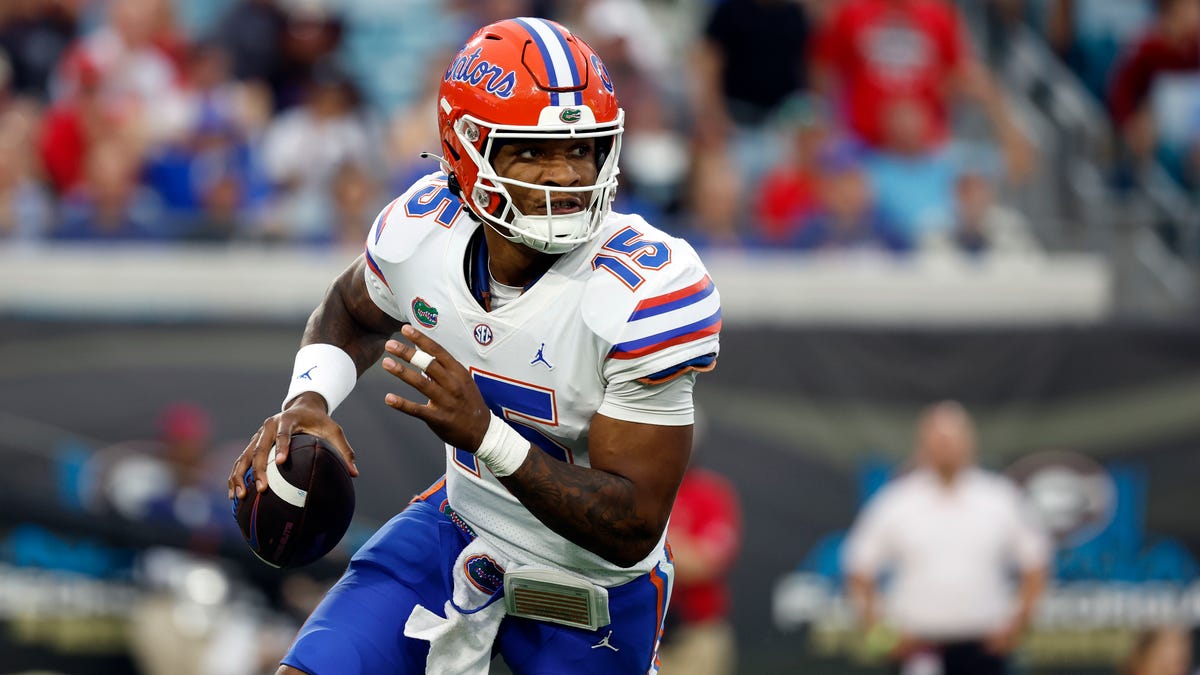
(842, 400, 1050, 675)
(920, 146, 1043, 260)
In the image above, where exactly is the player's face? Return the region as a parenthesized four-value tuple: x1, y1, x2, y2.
(490, 138, 599, 218)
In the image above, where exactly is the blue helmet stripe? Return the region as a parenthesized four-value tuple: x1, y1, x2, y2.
(514, 17, 559, 89)
(543, 20, 582, 106)
(514, 17, 581, 107)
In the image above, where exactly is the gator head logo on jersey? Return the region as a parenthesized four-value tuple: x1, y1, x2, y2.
(464, 554, 505, 594)
(437, 17, 624, 255)
(411, 297, 439, 328)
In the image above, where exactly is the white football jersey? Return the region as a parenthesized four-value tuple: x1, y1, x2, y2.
(363, 173, 721, 586)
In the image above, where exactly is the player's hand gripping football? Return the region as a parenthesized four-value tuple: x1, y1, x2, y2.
(382, 325, 493, 452)
(227, 392, 359, 501)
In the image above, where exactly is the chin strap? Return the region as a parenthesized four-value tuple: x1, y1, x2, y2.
(506, 212, 590, 254)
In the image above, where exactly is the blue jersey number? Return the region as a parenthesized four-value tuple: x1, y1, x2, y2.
(591, 226, 672, 290)
(404, 184, 463, 228)
(454, 370, 570, 476)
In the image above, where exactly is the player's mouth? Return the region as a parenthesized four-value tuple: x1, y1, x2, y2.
(545, 197, 583, 215)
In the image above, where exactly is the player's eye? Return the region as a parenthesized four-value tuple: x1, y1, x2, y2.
(515, 146, 543, 159)
(569, 143, 593, 158)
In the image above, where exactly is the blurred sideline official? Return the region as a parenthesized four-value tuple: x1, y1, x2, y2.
(842, 401, 1050, 675)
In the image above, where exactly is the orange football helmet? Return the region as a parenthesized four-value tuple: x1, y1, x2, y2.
(438, 17, 624, 254)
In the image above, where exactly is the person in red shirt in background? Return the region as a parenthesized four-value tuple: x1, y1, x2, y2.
(813, 0, 1034, 182)
(37, 55, 108, 194)
(38, 0, 187, 196)
(1107, 0, 1200, 164)
(754, 93, 829, 244)
(658, 467, 743, 675)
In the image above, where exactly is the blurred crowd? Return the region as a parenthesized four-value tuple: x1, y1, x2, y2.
(33, 400, 346, 675)
(0, 0, 1195, 256)
(1037, 0, 1200, 189)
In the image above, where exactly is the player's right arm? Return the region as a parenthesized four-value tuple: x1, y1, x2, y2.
(227, 255, 404, 500)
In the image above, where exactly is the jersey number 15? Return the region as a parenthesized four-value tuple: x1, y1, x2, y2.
(591, 226, 672, 291)
(454, 369, 572, 477)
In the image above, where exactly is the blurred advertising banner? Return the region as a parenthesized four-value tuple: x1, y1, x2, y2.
(0, 320, 1198, 674)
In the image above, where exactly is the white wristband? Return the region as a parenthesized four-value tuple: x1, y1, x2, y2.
(283, 344, 358, 414)
(474, 413, 531, 477)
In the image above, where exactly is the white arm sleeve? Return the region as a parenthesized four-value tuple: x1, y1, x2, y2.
(1008, 486, 1052, 571)
(842, 491, 895, 577)
(596, 372, 697, 426)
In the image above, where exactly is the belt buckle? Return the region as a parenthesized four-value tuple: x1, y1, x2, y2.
(503, 569, 610, 631)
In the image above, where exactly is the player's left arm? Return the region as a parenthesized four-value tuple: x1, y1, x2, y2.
(381, 325, 693, 568)
(500, 411, 691, 568)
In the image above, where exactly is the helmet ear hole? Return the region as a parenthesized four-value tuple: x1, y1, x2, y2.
(442, 136, 461, 162)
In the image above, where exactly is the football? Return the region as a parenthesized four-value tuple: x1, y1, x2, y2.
(234, 433, 355, 568)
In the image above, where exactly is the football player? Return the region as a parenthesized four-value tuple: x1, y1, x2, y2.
(228, 17, 721, 675)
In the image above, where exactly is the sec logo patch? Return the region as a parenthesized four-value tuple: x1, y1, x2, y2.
(474, 323, 494, 346)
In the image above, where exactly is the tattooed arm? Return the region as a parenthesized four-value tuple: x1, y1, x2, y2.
(379, 318, 693, 568)
(229, 256, 403, 500)
(500, 415, 692, 567)
(299, 255, 404, 377)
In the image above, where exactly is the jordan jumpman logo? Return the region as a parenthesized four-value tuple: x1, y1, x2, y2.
(530, 343, 553, 369)
(591, 630, 619, 652)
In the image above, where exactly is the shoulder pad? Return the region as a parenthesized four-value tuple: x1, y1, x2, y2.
(581, 217, 719, 351)
(367, 172, 469, 266)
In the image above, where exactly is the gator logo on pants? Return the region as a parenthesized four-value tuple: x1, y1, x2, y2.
(464, 554, 505, 594)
